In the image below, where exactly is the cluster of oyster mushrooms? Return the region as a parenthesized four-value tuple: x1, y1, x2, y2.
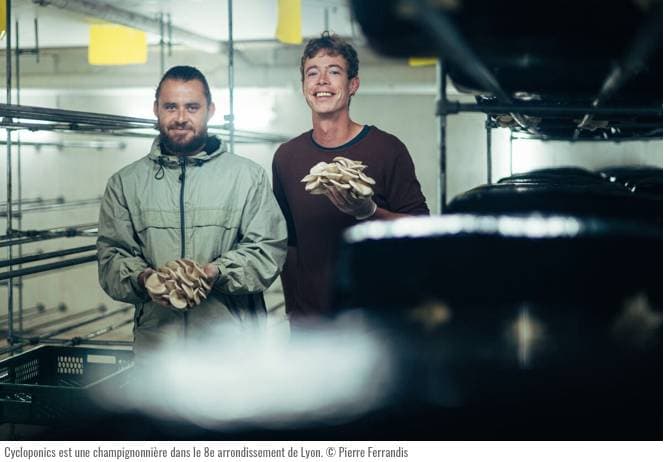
(145, 259, 212, 310)
(301, 156, 376, 198)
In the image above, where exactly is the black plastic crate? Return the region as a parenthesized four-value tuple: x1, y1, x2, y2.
(0, 346, 133, 425)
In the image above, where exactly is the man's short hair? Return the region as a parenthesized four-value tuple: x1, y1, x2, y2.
(300, 31, 359, 81)
(155, 65, 212, 105)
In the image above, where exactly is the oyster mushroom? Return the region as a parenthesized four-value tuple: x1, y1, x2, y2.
(145, 272, 167, 296)
(301, 156, 376, 199)
(151, 258, 215, 309)
(349, 179, 373, 197)
(168, 289, 188, 310)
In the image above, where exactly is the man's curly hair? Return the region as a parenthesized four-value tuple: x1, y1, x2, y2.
(300, 31, 359, 81)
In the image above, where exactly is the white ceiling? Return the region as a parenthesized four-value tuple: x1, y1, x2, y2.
(3, 0, 356, 49)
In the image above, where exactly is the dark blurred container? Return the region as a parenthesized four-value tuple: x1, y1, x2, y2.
(598, 165, 663, 198)
(448, 168, 662, 224)
(332, 214, 662, 439)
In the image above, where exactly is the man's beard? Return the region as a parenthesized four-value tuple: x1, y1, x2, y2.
(159, 124, 208, 156)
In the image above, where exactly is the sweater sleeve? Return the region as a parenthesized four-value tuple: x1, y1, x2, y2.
(272, 147, 298, 246)
(96, 174, 151, 304)
(384, 138, 430, 215)
(213, 168, 288, 294)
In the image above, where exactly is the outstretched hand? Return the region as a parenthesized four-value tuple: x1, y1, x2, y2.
(324, 186, 377, 220)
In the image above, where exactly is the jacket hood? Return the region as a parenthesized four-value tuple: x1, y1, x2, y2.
(148, 135, 227, 168)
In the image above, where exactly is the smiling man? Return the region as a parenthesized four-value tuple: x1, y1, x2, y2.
(97, 65, 287, 355)
(272, 33, 429, 324)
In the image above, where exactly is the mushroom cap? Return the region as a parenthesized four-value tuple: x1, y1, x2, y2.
(182, 283, 195, 300)
(337, 165, 360, 179)
(198, 287, 208, 300)
(301, 173, 321, 183)
(176, 267, 196, 287)
(168, 290, 188, 310)
(329, 178, 351, 190)
(349, 179, 373, 197)
(358, 171, 376, 185)
(145, 273, 167, 295)
(304, 177, 322, 192)
(186, 260, 207, 279)
(320, 171, 343, 180)
(310, 161, 328, 174)
(192, 289, 201, 305)
(163, 267, 178, 280)
(333, 156, 352, 167)
(309, 186, 328, 195)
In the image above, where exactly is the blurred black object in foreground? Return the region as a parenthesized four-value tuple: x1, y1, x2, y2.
(332, 214, 662, 439)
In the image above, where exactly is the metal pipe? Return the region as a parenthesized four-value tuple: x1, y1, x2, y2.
(1, 198, 101, 217)
(227, 0, 235, 152)
(509, 131, 513, 176)
(19, 304, 106, 334)
(2, 196, 55, 207)
(0, 222, 98, 248)
(167, 13, 172, 57)
(64, 318, 133, 346)
(1, 121, 149, 133)
(159, 12, 165, 76)
(486, 116, 492, 184)
(0, 197, 64, 214)
(436, 59, 447, 213)
(31, 336, 133, 347)
(0, 304, 66, 330)
(0, 244, 97, 268)
(15, 18, 24, 332)
(0, 303, 48, 322)
(511, 134, 662, 143)
(34, 17, 40, 63)
(0, 113, 289, 142)
(33, 0, 225, 54)
(0, 253, 97, 280)
(403, 0, 511, 103)
(0, 103, 156, 127)
(402, 0, 544, 133)
(0, 305, 133, 355)
(0, 140, 127, 150)
(5, 0, 14, 343)
(446, 102, 662, 116)
(35, 305, 131, 341)
(575, 7, 662, 137)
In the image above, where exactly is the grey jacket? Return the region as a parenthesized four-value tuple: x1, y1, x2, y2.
(97, 136, 287, 351)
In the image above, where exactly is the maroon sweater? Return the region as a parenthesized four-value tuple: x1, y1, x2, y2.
(272, 125, 429, 318)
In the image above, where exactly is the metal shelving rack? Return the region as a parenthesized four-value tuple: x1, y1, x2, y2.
(402, 0, 663, 211)
(1, 0, 286, 352)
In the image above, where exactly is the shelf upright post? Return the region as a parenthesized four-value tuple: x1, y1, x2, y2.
(486, 115, 492, 184)
(226, 0, 235, 152)
(509, 130, 514, 176)
(159, 12, 165, 76)
(436, 59, 448, 213)
(14, 18, 24, 332)
(4, 0, 15, 344)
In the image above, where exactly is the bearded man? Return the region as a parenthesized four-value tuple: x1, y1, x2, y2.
(97, 65, 287, 355)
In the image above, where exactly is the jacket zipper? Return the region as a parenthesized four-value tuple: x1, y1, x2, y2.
(179, 157, 188, 336)
(179, 158, 186, 259)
